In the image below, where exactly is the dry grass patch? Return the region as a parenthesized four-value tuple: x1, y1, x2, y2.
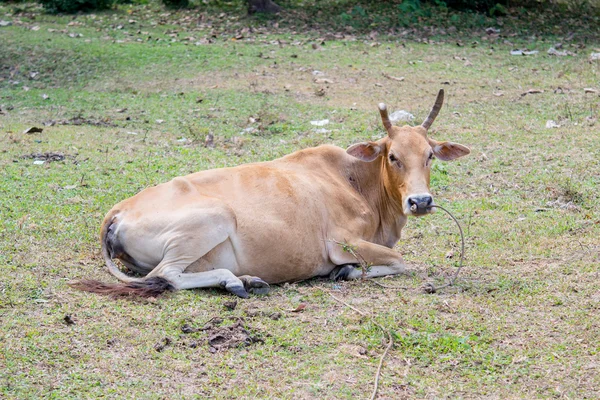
(1, 2, 600, 398)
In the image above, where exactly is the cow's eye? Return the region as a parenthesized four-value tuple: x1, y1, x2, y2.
(426, 152, 434, 166)
(389, 154, 397, 162)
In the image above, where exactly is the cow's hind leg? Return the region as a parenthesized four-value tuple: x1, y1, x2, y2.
(150, 263, 251, 298)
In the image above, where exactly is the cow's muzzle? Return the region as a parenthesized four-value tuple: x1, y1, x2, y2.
(406, 194, 433, 215)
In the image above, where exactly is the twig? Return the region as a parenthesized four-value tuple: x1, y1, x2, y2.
(422, 204, 466, 293)
(328, 238, 371, 279)
(328, 292, 393, 400)
(369, 280, 409, 290)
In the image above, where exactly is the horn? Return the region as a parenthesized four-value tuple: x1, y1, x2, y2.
(421, 89, 444, 130)
(378, 103, 393, 135)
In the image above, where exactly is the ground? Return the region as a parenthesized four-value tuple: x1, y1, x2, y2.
(1, 1, 599, 398)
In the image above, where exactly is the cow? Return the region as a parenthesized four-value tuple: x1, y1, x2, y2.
(71, 90, 470, 299)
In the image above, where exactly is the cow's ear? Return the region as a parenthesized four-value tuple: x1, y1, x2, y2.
(346, 142, 382, 162)
(429, 139, 470, 161)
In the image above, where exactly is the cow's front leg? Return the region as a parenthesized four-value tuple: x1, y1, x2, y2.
(329, 239, 406, 280)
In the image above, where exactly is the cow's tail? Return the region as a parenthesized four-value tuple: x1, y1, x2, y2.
(68, 211, 174, 298)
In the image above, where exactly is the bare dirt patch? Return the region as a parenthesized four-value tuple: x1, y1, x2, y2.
(181, 316, 264, 352)
(20, 152, 69, 162)
(43, 116, 117, 127)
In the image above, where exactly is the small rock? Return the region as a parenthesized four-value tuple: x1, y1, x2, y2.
(389, 110, 415, 123)
(310, 119, 329, 126)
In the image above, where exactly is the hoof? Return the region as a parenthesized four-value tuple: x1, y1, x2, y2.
(243, 277, 270, 296)
(224, 283, 249, 299)
(330, 264, 356, 281)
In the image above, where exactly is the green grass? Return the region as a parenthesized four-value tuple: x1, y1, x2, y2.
(1, 1, 600, 399)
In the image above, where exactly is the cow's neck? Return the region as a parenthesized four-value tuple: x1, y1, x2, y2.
(349, 156, 406, 247)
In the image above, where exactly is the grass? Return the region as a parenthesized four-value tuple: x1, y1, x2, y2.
(1, 1, 600, 398)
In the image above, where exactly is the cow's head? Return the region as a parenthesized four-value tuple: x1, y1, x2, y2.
(347, 89, 470, 216)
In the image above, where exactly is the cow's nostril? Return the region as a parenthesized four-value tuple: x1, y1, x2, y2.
(424, 195, 433, 207)
(408, 198, 418, 212)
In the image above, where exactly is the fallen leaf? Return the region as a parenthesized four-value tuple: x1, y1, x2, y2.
(223, 300, 237, 310)
(181, 324, 199, 334)
(289, 303, 307, 312)
(511, 49, 538, 56)
(154, 337, 172, 352)
(269, 312, 282, 320)
(17, 214, 29, 229)
(382, 73, 404, 82)
(583, 88, 598, 94)
(546, 120, 560, 128)
(23, 127, 43, 134)
(547, 47, 572, 56)
(521, 89, 544, 96)
(205, 133, 214, 148)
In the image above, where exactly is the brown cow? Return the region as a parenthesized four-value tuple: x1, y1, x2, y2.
(71, 90, 470, 298)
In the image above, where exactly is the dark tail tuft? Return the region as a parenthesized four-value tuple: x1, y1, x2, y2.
(69, 277, 173, 298)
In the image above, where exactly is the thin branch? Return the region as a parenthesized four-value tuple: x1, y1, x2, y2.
(328, 238, 370, 279)
(369, 280, 409, 290)
(328, 292, 393, 400)
(422, 204, 466, 293)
